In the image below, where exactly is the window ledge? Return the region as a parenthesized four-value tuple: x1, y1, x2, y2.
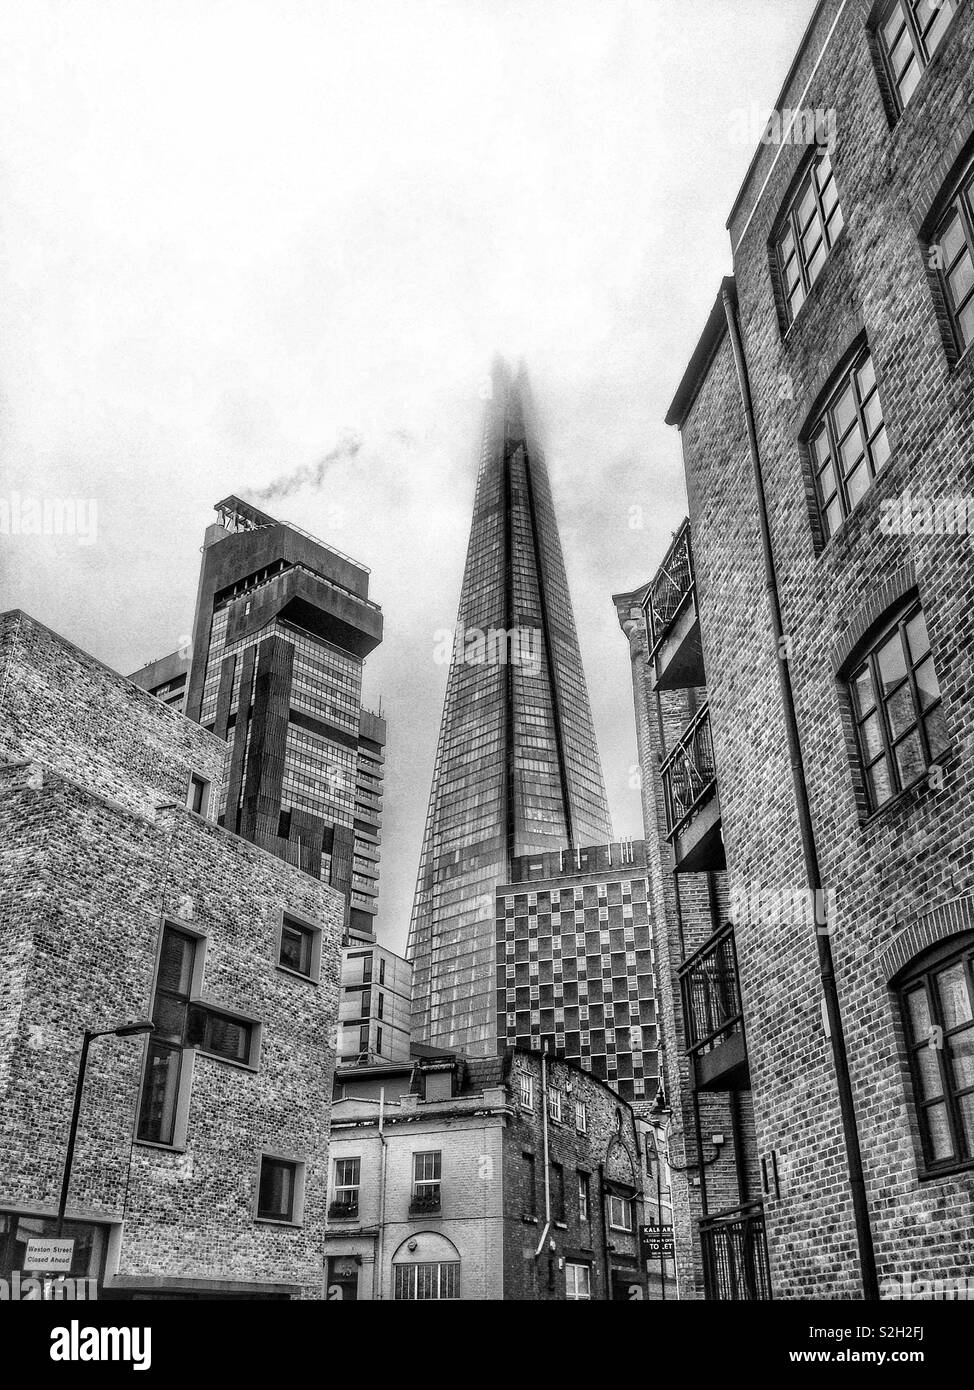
(254, 1217, 303, 1229)
(132, 1140, 187, 1155)
(948, 338, 974, 378)
(276, 964, 319, 986)
(917, 1157, 974, 1183)
(192, 1048, 259, 1075)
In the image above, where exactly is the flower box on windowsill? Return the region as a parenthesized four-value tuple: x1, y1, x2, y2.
(409, 1193, 441, 1216)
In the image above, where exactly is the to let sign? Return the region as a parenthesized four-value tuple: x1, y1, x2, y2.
(640, 1225, 675, 1260)
(24, 1239, 74, 1273)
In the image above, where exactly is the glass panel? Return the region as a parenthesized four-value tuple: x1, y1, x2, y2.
(916, 1040, 944, 1098)
(923, 0, 955, 53)
(948, 1029, 974, 1091)
(840, 422, 865, 476)
(862, 390, 884, 437)
(894, 728, 925, 785)
(912, 647, 937, 699)
(939, 209, 966, 268)
(845, 463, 870, 509)
(833, 382, 857, 436)
(281, 923, 312, 974)
(883, 2, 906, 48)
(825, 498, 843, 537)
(856, 353, 876, 398)
(807, 237, 827, 284)
(890, 29, 914, 77)
(206, 1014, 250, 1062)
(958, 295, 974, 349)
(870, 426, 891, 469)
(820, 175, 838, 216)
(851, 664, 876, 716)
(925, 1102, 954, 1161)
(937, 962, 973, 1028)
(906, 985, 931, 1042)
(153, 994, 187, 1045)
(137, 1042, 181, 1145)
(924, 705, 950, 758)
(789, 284, 805, 320)
(877, 632, 908, 692)
(818, 460, 837, 500)
(259, 1160, 294, 1219)
(796, 181, 817, 231)
(826, 201, 844, 242)
(158, 929, 196, 996)
(860, 712, 884, 760)
(886, 681, 918, 738)
(898, 56, 921, 106)
(947, 248, 974, 307)
(779, 226, 795, 265)
(811, 427, 832, 466)
(958, 1093, 974, 1158)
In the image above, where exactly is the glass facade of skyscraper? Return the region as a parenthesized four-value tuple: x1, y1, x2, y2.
(408, 363, 613, 1054)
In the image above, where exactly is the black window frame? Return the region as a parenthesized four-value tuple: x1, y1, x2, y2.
(806, 345, 891, 542)
(188, 1005, 254, 1066)
(257, 1156, 299, 1223)
(847, 599, 950, 814)
(897, 935, 974, 1177)
(331, 1156, 361, 1216)
(279, 915, 315, 978)
(775, 146, 844, 329)
(930, 153, 974, 360)
(876, 0, 959, 116)
(137, 925, 199, 1146)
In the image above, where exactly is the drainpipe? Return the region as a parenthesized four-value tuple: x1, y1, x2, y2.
(374, 1087, 388, 1301)
(597, 1164, 612, 1300)
(534, 1054, 552, 1260)
(720, 283, 879, 1301)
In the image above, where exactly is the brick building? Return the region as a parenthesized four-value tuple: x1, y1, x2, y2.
(494, 841, 660, 1106)
(0, 611, 343, 1298)
(618, 0, 974, 1299)
(324, 1048, 646, 1300)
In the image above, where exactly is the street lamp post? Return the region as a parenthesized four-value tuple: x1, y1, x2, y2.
(55, 1020, 155, 1238)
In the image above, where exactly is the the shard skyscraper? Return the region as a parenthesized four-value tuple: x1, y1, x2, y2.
(408, 360, 613, 1053)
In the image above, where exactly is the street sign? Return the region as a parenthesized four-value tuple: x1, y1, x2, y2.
(640, 1224, 675, 1260)
(24, 1238, 74, 1273)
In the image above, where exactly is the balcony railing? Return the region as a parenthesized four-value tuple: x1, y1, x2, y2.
(328, 1198, 359, 1220)
(699, 1202, 772, 1300)
(678, 923, 742, 1057)
(661, 703, 717, 839)
(645, 518, 694, 657)
(409, 1190, 442, 1216)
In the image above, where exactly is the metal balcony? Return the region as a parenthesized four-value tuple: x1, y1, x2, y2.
(643, 519, 705, 690)
(661, 703, 724, 872)
(700, 1201, 772, 1300)
(678, 923, 749, 1091)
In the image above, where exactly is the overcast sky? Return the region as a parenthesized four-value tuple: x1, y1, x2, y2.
(0, 0, 816, 953)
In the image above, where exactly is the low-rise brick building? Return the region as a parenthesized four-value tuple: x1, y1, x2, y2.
(617, 0, 974, 1300)
(0, 610, 344, 1298)
(324, 1048, 646, 1300)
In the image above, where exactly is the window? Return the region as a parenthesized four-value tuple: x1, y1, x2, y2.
(362, 953, 373, 984)
(379, 957, 386, 985)
(280, 915, 316, 978)
(188, 774, 210, 817)
(411, 1152, 441, 1213)
(899, 939, 974, 1174)
(375, 1026, 383, 1055)
(931, 156, 974, 357)
(848, 601, 949, 812)
(137, 926, 198, 1145)
(547, 1087, 563, 1123)
(807, 347, 890, 540)
(523, 1152, 537, 1216)
(608, 1194, 634, 1232)
(377, 993, 384, 1020)
(552, 1162, 566, 1222)
(565, 1261, 592, 1300)
(578, 1171, 590, 1223)
(877, 0, 957, 113)
(776, 148, 844, 326)
(394, 1262, 459, 1300)
(331, 1157, 360, 1215)
(190, 1007, 253, 1065)
(574, 1099, 587, 1134)
(518, 1072, 534, 1109)
(258, 1156, 299, 1223)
